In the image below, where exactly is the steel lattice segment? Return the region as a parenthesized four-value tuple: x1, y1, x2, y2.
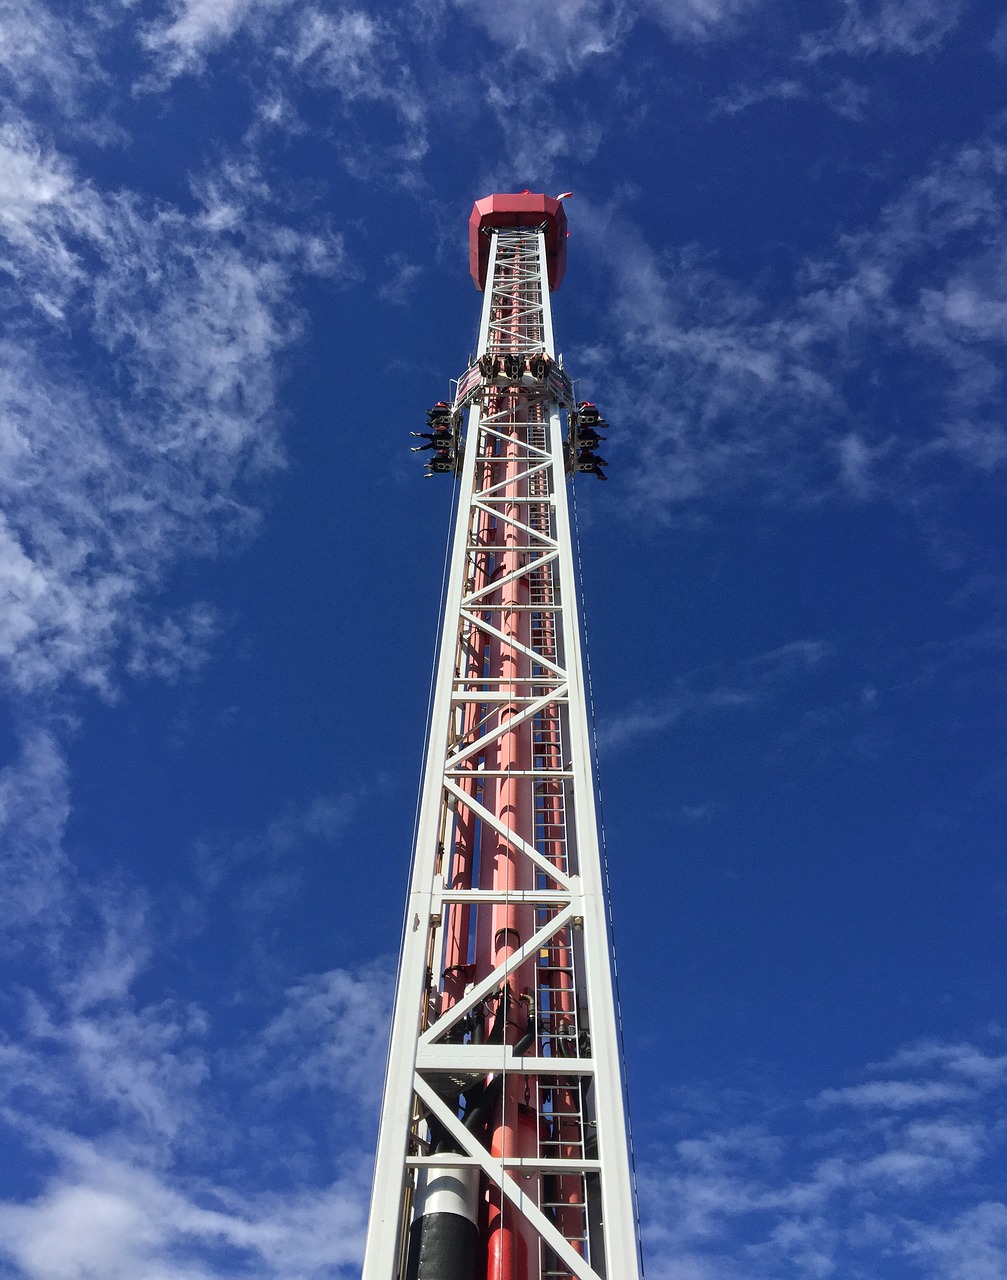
(363, 222, 640, 1280)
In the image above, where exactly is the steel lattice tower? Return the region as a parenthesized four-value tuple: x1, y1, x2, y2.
(363, 194, 641, 1280)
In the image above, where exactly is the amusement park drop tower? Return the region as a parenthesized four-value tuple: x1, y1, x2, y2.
(362, 194, 642, 1280)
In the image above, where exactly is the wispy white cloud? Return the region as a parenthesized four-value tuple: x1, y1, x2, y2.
(711, 77, 808, 116)
(641, 1034, 1007, 1279)
(281, 8, 429, 178)
(25, 996, 210, 1143)
(0, 1133, 370, 1280)
(992, 14, 1007, 63)
(134, 0, 772, 104)
(474, 79, 606, 186)
(0, 2, 120, 138)
(0, 118, 346, 698)
(0, 727, 70, 936)
(0, 888, 383, 1270)
(377, 254, 423, 305)
(814, 1079, 973, 1110)
(0, 885, 205, 1144)
(576, 206, 840, 509)
(600, 640, 832, 750)
(643, 0, 764, 42)
(136, 4, 431, 179)
(0, 969, 378, 1274)
(57, 888, 152, 1015)
(459, 0, 631, 72)
(262, 794, 359, 856)
(835, 429, 893, 498)
(194, 788, 364, 917)
(906, 1201, 1007, 1280)
(1, 807, 388, 1154)
(140, 0, 293, 81)
(877, 1039, 1007, 1084)
(251, 963, 393, 1106)
(124, 604, 220, 684)
(457, 0, 770, 181)
(0, 120, 109, 308)
(579, 130, 1007, 516)
(0, 112, 367, 1265)
(712, 72, 873, 123)
(802, 0, 967, 60)
(168, 783, 376, 974)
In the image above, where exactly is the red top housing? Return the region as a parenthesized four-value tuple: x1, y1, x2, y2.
(469, 193, 568, 292)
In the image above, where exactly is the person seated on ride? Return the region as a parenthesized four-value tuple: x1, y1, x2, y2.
(578, 459, 607, 480)
(428, 448, 455, 472)
(577, 427, 605, 449)
(412, 431, 454, 452)
(576, 449, 608, 480)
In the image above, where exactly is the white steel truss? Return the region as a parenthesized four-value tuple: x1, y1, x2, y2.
(363, 228, 641, 1280)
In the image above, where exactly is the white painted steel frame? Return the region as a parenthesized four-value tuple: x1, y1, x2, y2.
(362, 229, 640, 1280)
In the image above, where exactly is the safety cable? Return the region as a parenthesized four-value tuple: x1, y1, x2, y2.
(570, 477, 648, 1279)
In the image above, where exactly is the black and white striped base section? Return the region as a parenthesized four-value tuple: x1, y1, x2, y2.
(405, 1164, 480, 1279)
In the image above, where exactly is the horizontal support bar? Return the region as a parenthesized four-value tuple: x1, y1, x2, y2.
(407, 1157, 602, 1174)
(443, 769, 573, 778)
(471, 498, 557, 506)
(456, 608, 562, 616)
(435, 888, 573, 904)
(452, 677, 565, 686)
(449, 693, 562, 703)
(416, 1050, 596, 1075)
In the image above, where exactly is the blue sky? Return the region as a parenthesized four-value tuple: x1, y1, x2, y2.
(1, 1, 1007, 1277)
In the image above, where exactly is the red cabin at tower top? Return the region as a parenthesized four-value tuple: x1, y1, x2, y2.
(469, 192, 568, 292)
